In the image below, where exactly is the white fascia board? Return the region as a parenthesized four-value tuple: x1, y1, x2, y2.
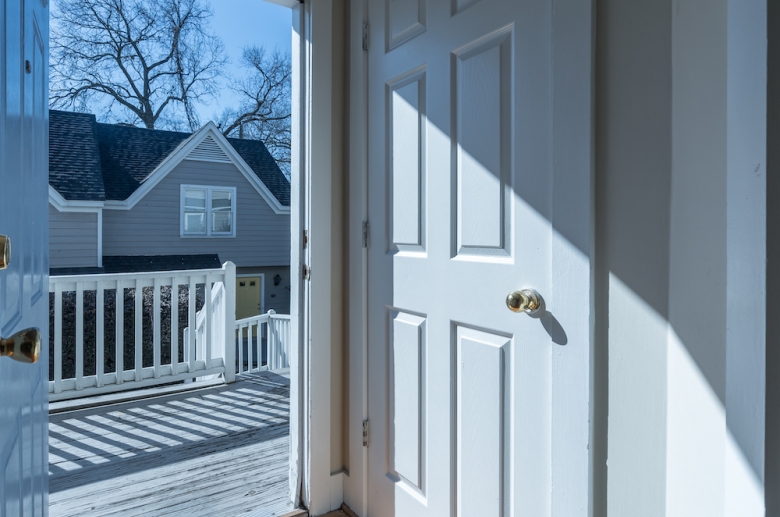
(108, 122, 290, 215)
(49, 186, 105, 213)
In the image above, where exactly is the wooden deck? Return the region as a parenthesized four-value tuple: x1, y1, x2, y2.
(48, 370, 294, 517)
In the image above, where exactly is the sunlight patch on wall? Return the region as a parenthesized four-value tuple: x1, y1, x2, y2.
(665, 328, 725, 517)
(725, 431, 764, 517)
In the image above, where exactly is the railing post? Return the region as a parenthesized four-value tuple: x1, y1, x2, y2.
(223, 262, 237, 383)
(268, 309, 277, 370)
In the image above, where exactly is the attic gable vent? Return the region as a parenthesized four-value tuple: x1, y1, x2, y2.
(185, 134, 232, 163)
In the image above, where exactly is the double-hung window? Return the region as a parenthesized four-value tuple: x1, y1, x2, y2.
(181, 185, 237, 237)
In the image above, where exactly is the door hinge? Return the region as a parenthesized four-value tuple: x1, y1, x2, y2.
(303, 230, 308, 249)
(362, 419, 369, 446)
(302, 264, 310, 280)
(362, 22, 370, 51)
(362, 221, 370, 249)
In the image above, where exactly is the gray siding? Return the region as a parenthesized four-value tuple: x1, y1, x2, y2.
(102, 160, 290, 267)
(49, 205, 99, 268)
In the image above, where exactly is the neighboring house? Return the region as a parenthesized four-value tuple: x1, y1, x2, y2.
(48, 109, 291, 316)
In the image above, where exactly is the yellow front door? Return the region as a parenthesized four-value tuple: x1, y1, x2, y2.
(236, 276, 262, 320)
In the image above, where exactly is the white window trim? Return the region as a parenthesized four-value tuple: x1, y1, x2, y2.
(179, 185, 237, 238)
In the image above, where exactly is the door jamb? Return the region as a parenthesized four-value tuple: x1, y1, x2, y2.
(290, 0, 342, 514)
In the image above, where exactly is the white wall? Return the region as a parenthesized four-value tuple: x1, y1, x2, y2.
(597, 1, 766, 515)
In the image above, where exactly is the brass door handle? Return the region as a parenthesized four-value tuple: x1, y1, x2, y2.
(0, 235, 9, 270)
(0, 328, 41, 364)
(506, 289, 542, 315)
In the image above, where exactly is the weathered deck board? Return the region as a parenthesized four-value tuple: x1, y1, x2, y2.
(49, 370, 294, 517)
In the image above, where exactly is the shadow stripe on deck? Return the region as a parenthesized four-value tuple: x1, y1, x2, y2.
(49, 371, 293, 517)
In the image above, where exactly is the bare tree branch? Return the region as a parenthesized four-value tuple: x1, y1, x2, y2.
(50, 0, 225, 130)
(218, 46, 291, 178)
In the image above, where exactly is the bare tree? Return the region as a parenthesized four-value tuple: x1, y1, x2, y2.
(50, 0, 225, 130)
(218, 46, 291, 177)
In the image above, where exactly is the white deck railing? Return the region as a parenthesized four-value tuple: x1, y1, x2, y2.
(234, 311, 291, 374)
(49, 263, 237, 402)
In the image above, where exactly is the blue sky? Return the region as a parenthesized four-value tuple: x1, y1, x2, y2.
(49, 0, 292, 126)
(203, 0, 292, 123)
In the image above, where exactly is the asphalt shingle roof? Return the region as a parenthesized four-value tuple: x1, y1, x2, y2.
(95, 123, 190, 201)
(49, 110, 105, 201)
(227, 137, 291, 207)
(49, 110, 291, 206)
(102, 254, 222, 274)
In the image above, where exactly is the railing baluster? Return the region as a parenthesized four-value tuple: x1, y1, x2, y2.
(134, 279, 143, 382)
(205, 277, 212, 369)
(171, 276, 179, 376)
(96, 282, 104, 388)
(248, 322, 254, 373)
(153, 278, 161, 378)
(275, 319, 279, 370)
(116, 282, 124, 385)
(189, 277, 196, 374)
(286, 319, 290, 366)
(237, 324, 243, 374)
(75, 283, 84, 390)
(269, 319, 273, 370)
(260, 321, 265, 370)
(54, 283, 63, 394)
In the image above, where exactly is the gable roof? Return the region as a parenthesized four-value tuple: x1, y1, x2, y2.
(48, 110, 290, 209)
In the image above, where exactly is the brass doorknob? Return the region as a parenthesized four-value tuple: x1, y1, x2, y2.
(0, 235, 9, 270)
(506, 289, 542, 315)
(0, 328, 41, 364)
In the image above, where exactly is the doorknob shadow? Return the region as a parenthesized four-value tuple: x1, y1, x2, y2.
(529, 299, 568, 346)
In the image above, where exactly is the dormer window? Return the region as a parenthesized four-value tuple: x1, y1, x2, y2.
(180, 185, 236, 237)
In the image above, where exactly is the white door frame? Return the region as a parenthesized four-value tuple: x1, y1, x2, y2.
(289, 0, 345, 513)
(284, 0, 597, 514)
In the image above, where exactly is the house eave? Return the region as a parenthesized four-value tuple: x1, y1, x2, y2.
(49, 186, 105, 212)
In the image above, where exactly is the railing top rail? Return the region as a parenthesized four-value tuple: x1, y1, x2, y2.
(235, 314, 271, 326)
(49, 266, 228, 289)
(235, 313, 291, 326)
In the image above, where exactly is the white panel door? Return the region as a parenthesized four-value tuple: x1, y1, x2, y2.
(367, 0, 559, 515)
(0, 0, 49, 514)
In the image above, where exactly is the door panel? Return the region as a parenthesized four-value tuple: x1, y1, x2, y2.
(455, 325, 511, 517)
(0, 0, 50, 514)
(389, 310, 425, 491)
(388, 68, 425, 252)
(453, 27, 512, 257)
(368, 0, 554, 515)
(387, 0, 426, 50)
